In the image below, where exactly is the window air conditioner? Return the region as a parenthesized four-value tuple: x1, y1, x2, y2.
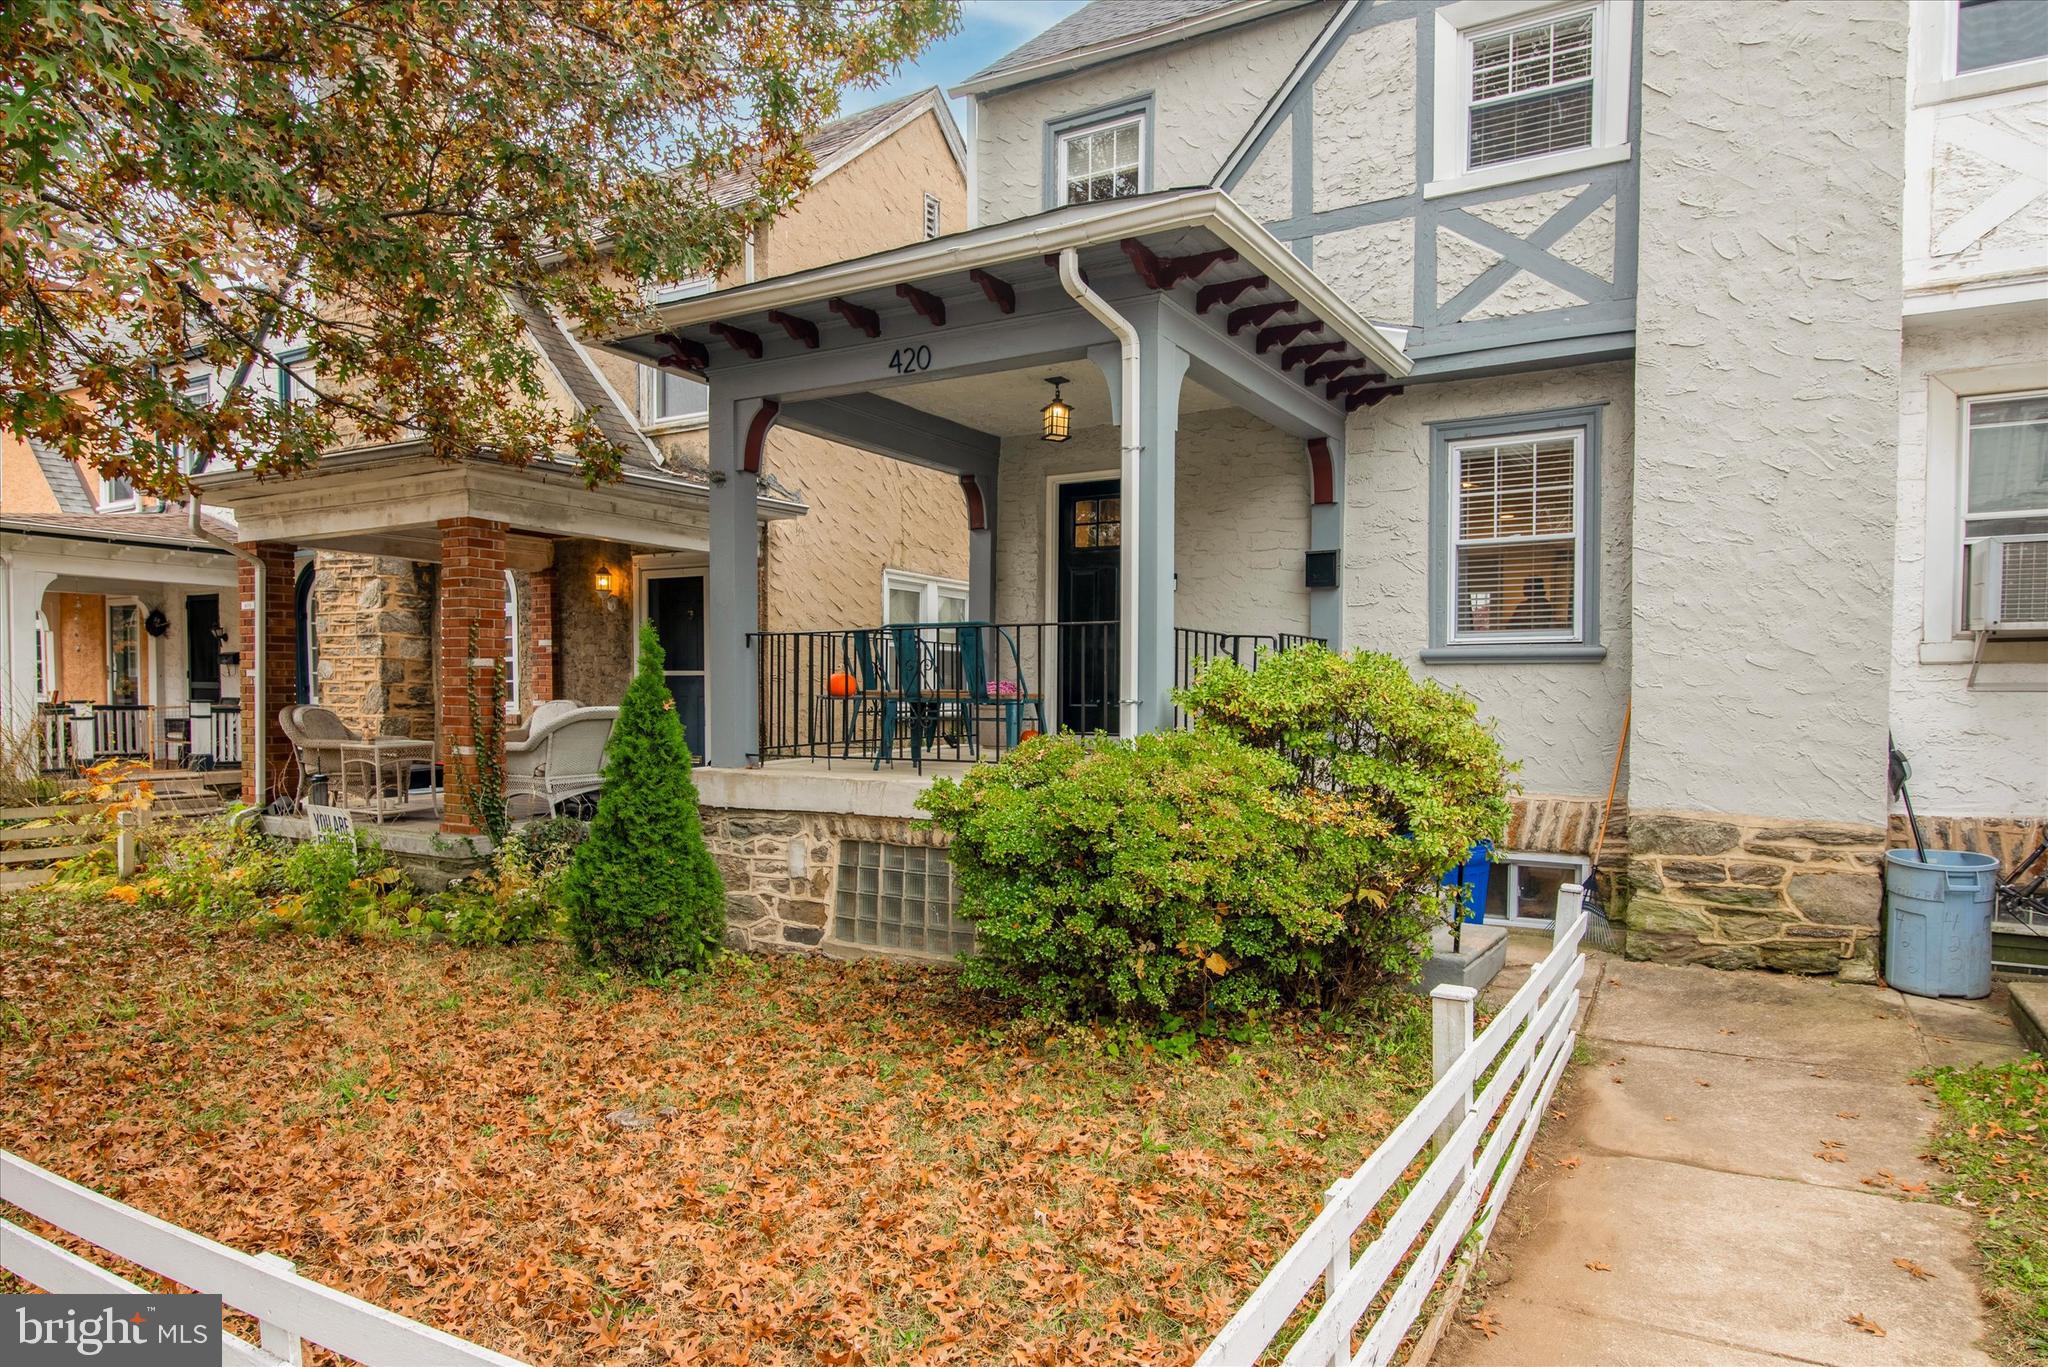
(1966, 533, 2048, 635)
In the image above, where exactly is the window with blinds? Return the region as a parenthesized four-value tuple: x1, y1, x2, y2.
(1963, 392, 2048, 539)
(1467, 9, 1596, 169)
(1450, 431, 1582, 641)
(1059, 116, 1143, 205)
(1955, 0, 2048, 74)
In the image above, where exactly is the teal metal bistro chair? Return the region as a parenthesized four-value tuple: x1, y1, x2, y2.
(954, 623, 1046, 749)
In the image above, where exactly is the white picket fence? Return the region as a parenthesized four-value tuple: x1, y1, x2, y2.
(0, 1151, 527, 1366)
(1197, 885, 1589, 1367)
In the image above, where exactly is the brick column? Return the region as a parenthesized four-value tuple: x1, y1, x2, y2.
(437, 518, 508, 835)
(237, 543, 298, 807)
(529, 567, 557, 703)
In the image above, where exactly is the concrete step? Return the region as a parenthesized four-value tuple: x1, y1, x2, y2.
(2010, 980, 2047, 1054)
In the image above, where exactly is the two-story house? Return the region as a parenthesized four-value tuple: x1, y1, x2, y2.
(586, 0, 2044, 973)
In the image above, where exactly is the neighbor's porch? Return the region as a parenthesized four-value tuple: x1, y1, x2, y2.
(594, 188, 1411, 772)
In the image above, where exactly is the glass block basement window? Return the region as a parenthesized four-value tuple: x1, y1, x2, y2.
(833, 842, 975, 956)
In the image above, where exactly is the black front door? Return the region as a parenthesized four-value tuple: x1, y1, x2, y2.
(647, 575, 707, 760)
(1057, 479, 1120, 735)
(185, 594, 222, 702)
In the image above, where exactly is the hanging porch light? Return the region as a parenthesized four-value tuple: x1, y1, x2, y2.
(1040, 376, 1073, 442)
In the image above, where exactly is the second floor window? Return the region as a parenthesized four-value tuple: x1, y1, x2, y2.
(1467, 8, 1595, 169)
(1449, 430, 1583, 644)
(97, 471, 137, 511)
(1058, 114, 1143, 205)
(1964, 392, 2048, 541)
(645, 367, 708, 426)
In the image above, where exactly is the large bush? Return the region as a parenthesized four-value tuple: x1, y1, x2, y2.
(918, 729, 1338, 1020)
(921, 646, 1513, 1020)
(559, 623, 725, 976)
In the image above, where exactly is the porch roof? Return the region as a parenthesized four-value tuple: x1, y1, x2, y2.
(195, 445, 803, 562)
(592, 189, 1410, 419)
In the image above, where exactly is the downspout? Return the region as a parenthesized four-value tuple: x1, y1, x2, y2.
(1056, 248, 1141, 738)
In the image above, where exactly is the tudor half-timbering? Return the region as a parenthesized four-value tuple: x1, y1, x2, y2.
(592, 0, 2046, 975)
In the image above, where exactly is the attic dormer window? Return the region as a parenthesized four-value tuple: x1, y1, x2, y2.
(1057, 112, 1144, 205)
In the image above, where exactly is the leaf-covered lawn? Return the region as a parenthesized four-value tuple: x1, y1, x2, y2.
(0, 893, 1430, 1365)
(1922, 1055, 2047, 1365)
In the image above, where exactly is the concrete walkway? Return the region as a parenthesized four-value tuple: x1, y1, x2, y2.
(1437, 939, 2027, 1367)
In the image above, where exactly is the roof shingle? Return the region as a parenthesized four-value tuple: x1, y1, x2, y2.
(963, 0, 1250, 86)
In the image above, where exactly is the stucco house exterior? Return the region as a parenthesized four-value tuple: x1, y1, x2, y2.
(578, 0, 2045, 973)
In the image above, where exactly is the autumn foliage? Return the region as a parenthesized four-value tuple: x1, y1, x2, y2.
(560, 623, 724, 976)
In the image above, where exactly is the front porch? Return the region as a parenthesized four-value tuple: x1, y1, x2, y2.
(595, 187, 1411, 771)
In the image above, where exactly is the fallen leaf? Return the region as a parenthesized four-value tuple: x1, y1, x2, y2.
(1818, 1139, 1845, 1149)
(1847, 1313, 1886, 1337)
(1556, 1155, 1581, 1169)
(1694, 1079, 1711, 1088)
(1815, 1150, 1848, 1163)
(1717, 1028, 1736, 1036)
(1836, 1111, 1860, 1120)
(1466, 1309, 1501, 1339)
(1610, 1076, 1624, 1085)
(1892, 1258, 1933, 1280)
(1584, 1260, 1611, 1272)
(1895, 1178, 1930, 1194)
(1662, 1114, 1676, 1122)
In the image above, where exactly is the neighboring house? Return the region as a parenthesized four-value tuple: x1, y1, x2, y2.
(589, 0, 2047, 971)
(0, 429, 245, 771)
(181, 88, 970, 834)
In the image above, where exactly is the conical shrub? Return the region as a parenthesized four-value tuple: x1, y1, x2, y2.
(561, 622, 725, 974)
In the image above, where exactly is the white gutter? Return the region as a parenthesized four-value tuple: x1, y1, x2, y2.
(1057, 249, 1142, 738)
(187, 495, 267, 809)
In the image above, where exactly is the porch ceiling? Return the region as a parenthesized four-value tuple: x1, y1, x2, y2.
(196, 449, 799, 560)
(591, 188, 1410, 423)
(885, 364, 1236, 438)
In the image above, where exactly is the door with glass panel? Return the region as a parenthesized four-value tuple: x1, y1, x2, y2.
(645, 574, 706, 761)
(1056, 480, 1120, 735)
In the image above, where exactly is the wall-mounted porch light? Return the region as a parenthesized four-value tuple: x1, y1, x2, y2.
(1041, 376, 1073, 443)
(594, 567, 616, 596)
(594, 566, 624, 612)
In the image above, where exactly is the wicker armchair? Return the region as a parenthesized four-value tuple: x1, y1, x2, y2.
(504, 706, 618, 815)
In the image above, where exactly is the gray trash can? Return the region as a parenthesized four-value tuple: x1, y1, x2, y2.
(1883, 849, 1997, 999)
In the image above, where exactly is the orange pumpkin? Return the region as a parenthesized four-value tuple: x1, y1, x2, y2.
(826, 672, 859, 698)
(1017, 729, 1042, 744)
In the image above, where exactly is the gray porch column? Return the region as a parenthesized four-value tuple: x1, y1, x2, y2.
(1308, 433, 1346, 649)
(706, 395, 770, 768)
(963, 472, 997, 624)
(1129, 309, 1190, 734)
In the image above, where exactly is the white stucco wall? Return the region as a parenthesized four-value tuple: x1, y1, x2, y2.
(1890, 311, 2048, 817)
(1343, 362, 1634, 798)
(1628, 0, 1906, 825)
(990, 407, 1310, 638)
(972, 5, 1329, 224)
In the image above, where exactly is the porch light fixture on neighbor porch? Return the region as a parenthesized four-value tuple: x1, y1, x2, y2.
(1040, 376, 1073, 442)
(594, 566, 622, 610)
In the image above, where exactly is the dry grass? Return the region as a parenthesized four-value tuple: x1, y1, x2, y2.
(0, 892, 1430, 1365)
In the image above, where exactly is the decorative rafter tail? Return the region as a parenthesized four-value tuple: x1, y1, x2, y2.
(766, 310, 819, 349)
(654, 332, 709, 376)
(1303, 356, 1366, 384)
(1346, 384, 1404, 411)
(896, 283, 946, 328)
(1282, 340, 1344, 371)
(1121, 238, 1240, 290)
(827, 297, 881, 339)
(1256, 320, 1323, 355)
(968, 269, 1015, 314)
(709, 322, 762, 359)
(1196, 274, 1267, 313)
(1227, 300, 1297, 336)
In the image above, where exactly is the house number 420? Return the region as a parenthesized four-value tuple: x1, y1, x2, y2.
(888, 345, 933, 374)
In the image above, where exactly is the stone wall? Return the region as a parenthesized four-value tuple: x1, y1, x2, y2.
(701, 805, 949, 956)
(1623, 810, 1886, 980)
(1888, 813, 2048, 882)
(552, 539, 634, 706)
(308, 553, 436, 738)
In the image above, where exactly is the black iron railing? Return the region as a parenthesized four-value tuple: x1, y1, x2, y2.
(750, 622, 1322, 768)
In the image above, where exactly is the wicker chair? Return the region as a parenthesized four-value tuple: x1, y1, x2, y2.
(278, 705, 357, 798)
(504, 706, 618, 815)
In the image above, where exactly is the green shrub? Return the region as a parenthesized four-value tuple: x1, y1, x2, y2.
(921, 646, 1514, 1022)
(140, 819, 287, 923)
(433, 816, 584, 945)
(918, 729, 1339, 1021)
(1179, 645, 1514, 994)
(559, 623, 725, 976)
(277, 832, 426, 937)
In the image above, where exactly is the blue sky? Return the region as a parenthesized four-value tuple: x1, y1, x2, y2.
(845, 0, 1091, 118)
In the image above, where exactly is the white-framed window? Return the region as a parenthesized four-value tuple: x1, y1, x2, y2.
(1963, 391, 2048, 542)
(1056, 113, 1145, 206)
(1954, 0, 2048, 75)
(1428, 0, 1632, 199)
(883, 568, 969, 625)
(1448, 428, 1584, 644)
(503, 569, 522, 715)
(167, 370, 213, 477)
(923, 193, 942, 240)
(97, 470, 138, 512)
(641, 276, 714, 428)
(1479, 850, 1591, 928)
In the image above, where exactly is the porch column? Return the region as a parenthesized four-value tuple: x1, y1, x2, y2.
(1128, 311, 1190, 734)
(436, 517, 508, 835)
(962, 472, 997, 623)
(705, 395, 771, 768)
(528, 567, 557, 703)
(1307, 433, 1346, 648)
(237, 542, 298, 807)
(0, 562, 56, 735)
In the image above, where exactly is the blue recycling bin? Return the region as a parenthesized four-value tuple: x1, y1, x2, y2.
(1883, 849, 1996, 999)
(1442, 842, 1494, 925)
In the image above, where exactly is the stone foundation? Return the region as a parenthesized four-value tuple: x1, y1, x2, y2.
(1506, 793, 1629, 901)
(1621, 809, 1885, 980)
(701, 805, 949, 956)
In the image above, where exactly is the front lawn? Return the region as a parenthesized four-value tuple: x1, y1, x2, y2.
(1921, 1055, 2048, 1365)
(0, 892, 1430, 1365)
